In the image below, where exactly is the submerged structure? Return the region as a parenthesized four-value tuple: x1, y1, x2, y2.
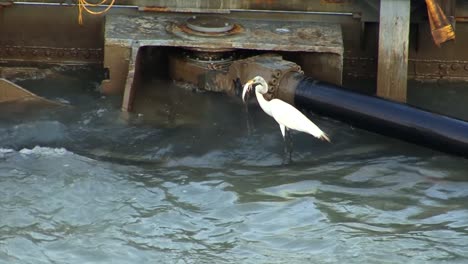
(0, 0, 467, 158)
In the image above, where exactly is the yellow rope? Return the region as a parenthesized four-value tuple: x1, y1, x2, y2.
(78, 0, 115, 25)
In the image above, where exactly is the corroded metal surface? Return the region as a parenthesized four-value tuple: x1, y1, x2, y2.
(10, 0, 366, 13)
(0, 78, 40, 103)
(344, 58, 468, 81)
(169, 53, 306, 105)
(0, 78, 64, 106)
(105, 14, 343, 54)
(121, 41, 142, 112)
(0, 46, 103, 63)
(122, 53, 304, 111)
(104, 13, 344, 99)
(0, 4, 103, 64)
(207, 54, 302, 97)
(101, 42, 134, 95)
(5, 1, 468, 80)
(168, 49, 235, 90)
(215, 54, 304, 103)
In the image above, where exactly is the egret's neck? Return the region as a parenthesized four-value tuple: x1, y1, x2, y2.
(255, 90, 272, 116)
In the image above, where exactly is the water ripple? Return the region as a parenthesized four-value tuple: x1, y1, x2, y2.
(1, 77, 468, 263)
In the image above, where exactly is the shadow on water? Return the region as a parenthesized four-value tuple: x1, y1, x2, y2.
(0, 69, 468, 263)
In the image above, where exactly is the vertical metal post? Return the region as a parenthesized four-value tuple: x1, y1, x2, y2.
(122, 41, 142, 112)
(377, 0, 411, 102)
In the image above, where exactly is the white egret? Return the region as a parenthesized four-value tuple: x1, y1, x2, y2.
(242, 76, 330, 163)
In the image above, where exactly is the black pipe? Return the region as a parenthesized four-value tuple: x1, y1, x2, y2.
(293, 74, 468, 158)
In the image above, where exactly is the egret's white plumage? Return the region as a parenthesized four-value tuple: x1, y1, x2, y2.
(242, 76, 330, 142)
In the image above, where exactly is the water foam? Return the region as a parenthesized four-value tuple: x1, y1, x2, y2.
(0, 148, 14, 154)
(19, 146, 70, 157)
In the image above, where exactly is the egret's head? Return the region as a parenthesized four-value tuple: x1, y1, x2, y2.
(242, 76, 268, 103)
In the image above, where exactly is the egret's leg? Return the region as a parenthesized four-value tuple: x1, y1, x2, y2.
(279, 124, 289, 164)
(279, 124, 293, 165)
(245, 104, 253, 135)
(286, 128, 293, 164)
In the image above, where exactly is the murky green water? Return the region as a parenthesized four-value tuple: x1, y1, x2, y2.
(1, 69, 468, 263)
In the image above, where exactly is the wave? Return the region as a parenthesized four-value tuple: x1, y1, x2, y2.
(18, 146, 71, 157)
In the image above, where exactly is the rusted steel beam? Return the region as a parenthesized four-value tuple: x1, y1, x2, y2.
(0, 46, 102, 63)
(11, 0, 363, 13)
(377, 0, 410, 102)
(121, 41, 142, 112)
(138, 6, 230, 14)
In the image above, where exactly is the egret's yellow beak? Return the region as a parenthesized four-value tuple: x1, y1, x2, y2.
(242, 79, 254, 103)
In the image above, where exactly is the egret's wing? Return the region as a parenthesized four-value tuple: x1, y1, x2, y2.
(270, 99, 329, 141)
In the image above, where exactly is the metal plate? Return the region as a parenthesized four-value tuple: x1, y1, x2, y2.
(186, 16, 234, 33)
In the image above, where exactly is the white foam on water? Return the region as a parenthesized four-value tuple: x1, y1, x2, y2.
(0, 148, 15, 158)
(55, 98, 71, 105)
(0, 148, 14, 154)
(19, 146, 70, 157)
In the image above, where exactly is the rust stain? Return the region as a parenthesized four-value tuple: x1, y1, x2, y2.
(140, 6, 170, 12)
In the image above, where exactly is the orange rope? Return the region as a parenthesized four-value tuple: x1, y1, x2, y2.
(78, 0, 115, 25)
